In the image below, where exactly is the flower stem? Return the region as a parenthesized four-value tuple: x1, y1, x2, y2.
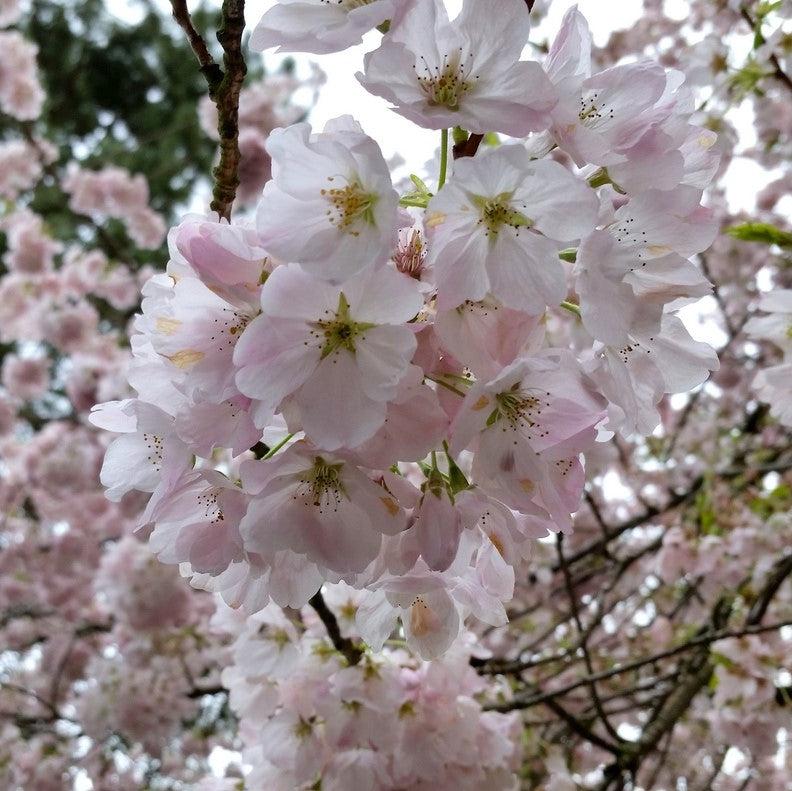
(263, 433, 295, 459)
(438, 128, 449, 190)
(426, 374, 467, 398)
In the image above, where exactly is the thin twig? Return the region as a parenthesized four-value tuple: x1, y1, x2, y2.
(485, 618, 792, 712)
(557, 536, 624, 745)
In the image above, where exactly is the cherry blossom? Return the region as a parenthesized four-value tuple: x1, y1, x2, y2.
(358, 0, 556, 135)
(426, 144, 598, 311)
(251, 0, 402, 55)
(256, 116, 400, 280)
(234, 262, 422, 448)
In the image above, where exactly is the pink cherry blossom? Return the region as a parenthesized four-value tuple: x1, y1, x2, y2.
(234, 262, 422, 448)
(358, 0, 556, 136)
(251, 0, 402, 55)
(239, 442, 406, 576)
(256, 117, 400, 280)
(426, 144, 598, 311)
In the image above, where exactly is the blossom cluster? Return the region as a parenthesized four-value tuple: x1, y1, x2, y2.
(211, 592, 522, 790)
(745, 289, 792, 427)
(94, 0, 722, 661)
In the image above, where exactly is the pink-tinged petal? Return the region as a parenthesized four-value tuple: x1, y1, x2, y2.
(401, 587, 460, 660)
(354, 382, 449, 469)
(295, 351, 386, 450)
(343, 265, 423, 325)
(432, 230, 492, 310)
(487, 232, 566, 313)
(356, 590, 399, 652)
(266, 553, 324, 608)
(343, 467, 406, 536)
(174, 216, 266, 286)
(519, 158, 598, 241)
(641, 313, 719, 393)
(250, 0, 397, 55)
(175, 398, 260, 457)
(89, 398, 137, 432)
(412, 490, 465, 572)
(234, 313, 321, 415)
(354, 325, 416, 402)
(545, 6, 592, 88)
(100, 433, 161, 501)
(258, 262, 339, 321)
(436, 299, 544, 380)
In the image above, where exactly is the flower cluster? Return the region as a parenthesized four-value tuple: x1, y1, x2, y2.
(213, 595, 522, 790)
(62, 165, 167, 250)
(95, 0, 722, 662)
(745, 289, 792, 426)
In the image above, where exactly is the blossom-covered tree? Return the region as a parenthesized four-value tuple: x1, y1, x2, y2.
(2, 0, 791, 789)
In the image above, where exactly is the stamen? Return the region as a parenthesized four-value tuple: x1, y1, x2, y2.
(293, 456, 347, 515)
(322, 179, 378, 236)
(470, 193, 533, 239)
(309, 292, 374, 359)
(393, 229, 426, 278)
(414, 48, 477, 110)
(487, 385, 552, 444)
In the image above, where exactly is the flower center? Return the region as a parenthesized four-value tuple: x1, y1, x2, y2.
(197, 490, 225, 524)
(142, 432, 164, 470)
(415, 51, 476, 110)
(294, 456, 347, 514)
(470, 193, 533, 238)
(393, 229, 426, 279)
(487, 385, 551, 441)
(211, 307, 252, 351)
(310, 292, 374, 359)
(322, 178, 378, 236)
(578, 90, 615, 126)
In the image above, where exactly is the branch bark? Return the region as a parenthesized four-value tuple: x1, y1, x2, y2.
(309, 590, 364, 666)
(169, 0, 247, 220)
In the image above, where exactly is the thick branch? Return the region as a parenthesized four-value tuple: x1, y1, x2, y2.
(169, 0, 246, 220)
(211, 0, 247, 219)
(309, 591, 363, 666)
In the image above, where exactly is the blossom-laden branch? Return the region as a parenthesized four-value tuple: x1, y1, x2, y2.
(169, 0, 247, 219)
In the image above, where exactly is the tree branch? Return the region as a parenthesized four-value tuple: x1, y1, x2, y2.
(309, 590, 363, 666)
(485, 618, 792, 712)
(169, 0, 246, 219)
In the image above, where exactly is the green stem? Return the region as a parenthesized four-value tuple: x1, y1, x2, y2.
(426, 375, 467, 398)
(263, 433, 295, 459)
(438, 128, 449, 190)
(560, 301, 582, 318)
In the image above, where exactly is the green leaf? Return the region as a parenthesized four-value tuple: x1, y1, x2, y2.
(726, 222, 792, 248)
(442, 443, 470, 494)
(409, 174, 431, 195)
